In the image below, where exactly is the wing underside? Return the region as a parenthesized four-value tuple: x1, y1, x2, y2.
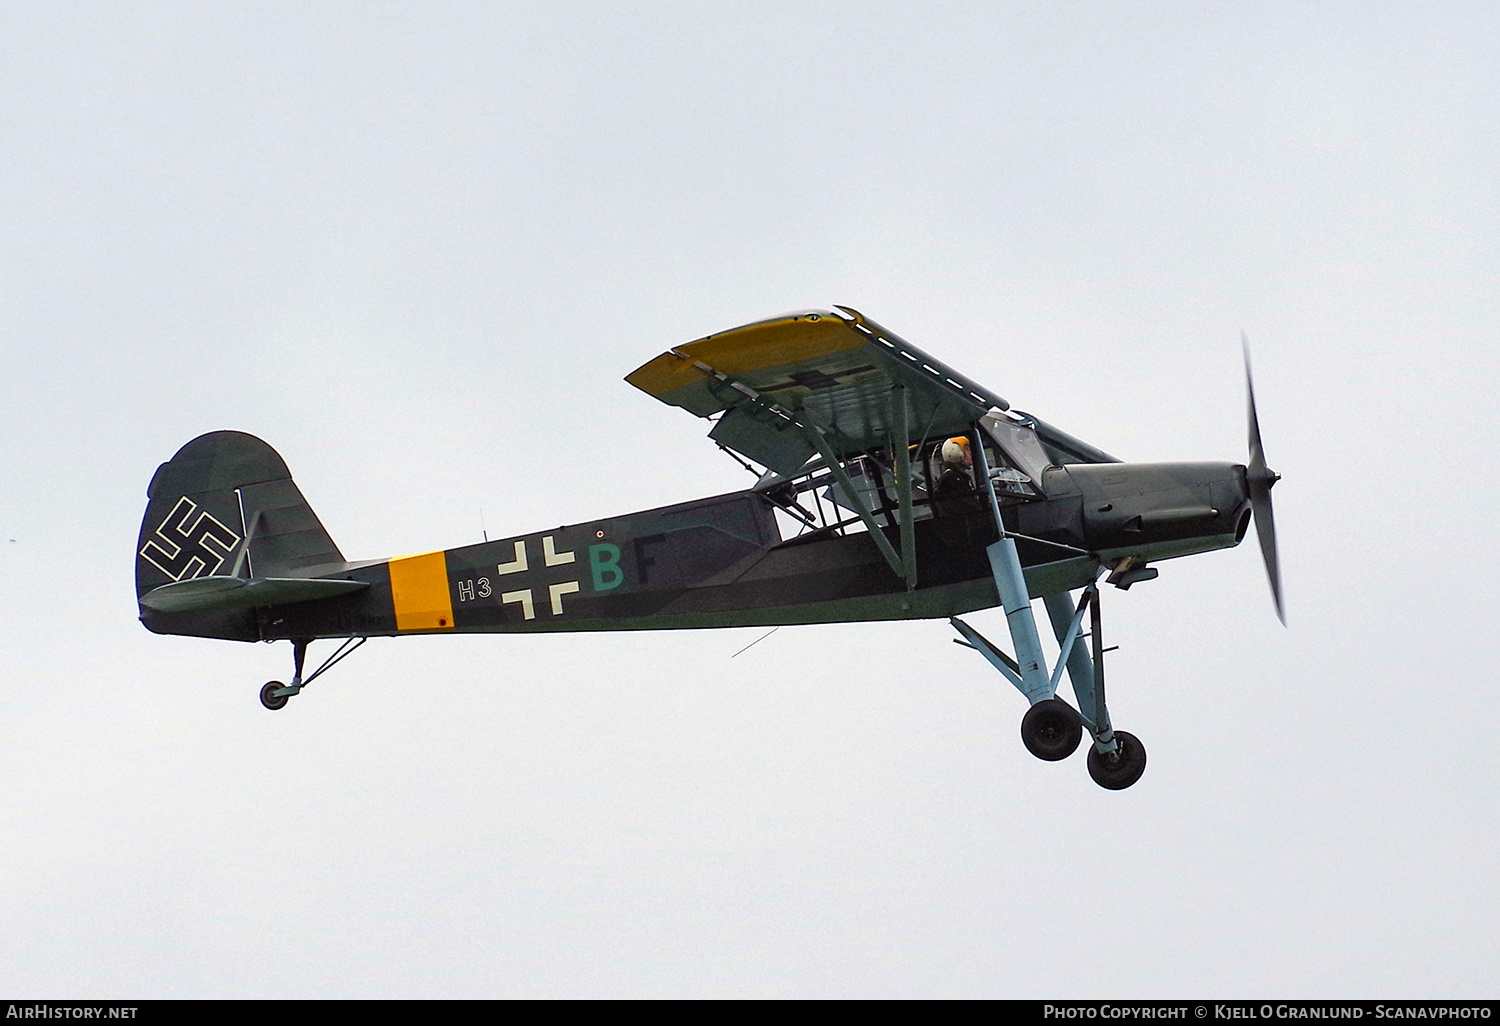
(625, 307, 1115, 474)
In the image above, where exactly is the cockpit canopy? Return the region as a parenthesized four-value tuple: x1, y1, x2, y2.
(748, 412, 1077, 544)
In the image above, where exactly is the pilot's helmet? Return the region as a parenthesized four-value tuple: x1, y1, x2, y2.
(941, 437, 971, 468)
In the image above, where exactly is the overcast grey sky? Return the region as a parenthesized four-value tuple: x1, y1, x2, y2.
(2, 1, 1497, 998)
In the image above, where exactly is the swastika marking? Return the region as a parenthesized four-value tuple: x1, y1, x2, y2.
(139, 497, 243, 581)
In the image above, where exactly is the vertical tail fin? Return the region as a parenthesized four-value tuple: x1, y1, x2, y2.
(136, 431, 345, 639)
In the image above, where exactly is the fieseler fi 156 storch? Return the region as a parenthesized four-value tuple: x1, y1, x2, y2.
(137, 307, 1283, 789)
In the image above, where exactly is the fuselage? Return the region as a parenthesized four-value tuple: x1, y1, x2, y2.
(142, 460, 1251, 644)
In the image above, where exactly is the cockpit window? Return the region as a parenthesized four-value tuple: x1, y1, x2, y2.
(983, 416, 1054, 487)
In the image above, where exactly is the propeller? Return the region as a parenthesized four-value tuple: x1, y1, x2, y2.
(1242, 333, 1285, 625)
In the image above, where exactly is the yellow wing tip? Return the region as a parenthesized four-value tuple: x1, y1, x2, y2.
(625, 306, 869, 405)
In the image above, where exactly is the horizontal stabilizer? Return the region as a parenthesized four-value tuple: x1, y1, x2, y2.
(138, 575, 368, 614)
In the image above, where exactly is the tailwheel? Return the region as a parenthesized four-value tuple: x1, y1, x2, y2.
(256, 637, 366, 712)
(1087, 731, 1147, 790)
(260, 681, 290, 711)
(1020, 698, 1083, 761)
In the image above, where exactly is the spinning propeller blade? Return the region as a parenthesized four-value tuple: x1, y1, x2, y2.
(1242, 333, 1285, 625)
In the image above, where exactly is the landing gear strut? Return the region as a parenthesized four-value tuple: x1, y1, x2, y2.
(259, 636, 367, 710)
(951, 422, 1147, 789)
(1067, 581, 1147, 789)
(952, 579, 1148, 790)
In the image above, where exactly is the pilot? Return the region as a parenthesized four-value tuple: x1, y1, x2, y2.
(933, 435, 982, 526)
(940, 436, 971, 473)
(934, 436, 978, 502)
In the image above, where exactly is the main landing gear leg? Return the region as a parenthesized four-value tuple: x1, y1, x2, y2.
(954, 580, 1147, 789)
(1042, 585, 1147, 790)
(957, 429, 1143, 787)
(259, 636, 368, 711)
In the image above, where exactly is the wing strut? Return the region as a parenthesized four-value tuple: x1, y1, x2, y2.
(800, 417, 911, 587)
(892, 385, 917, 590)
(971, 421, 1054, 702)
(684, 351, 923, 588)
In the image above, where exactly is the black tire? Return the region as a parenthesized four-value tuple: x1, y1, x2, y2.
(1087, 730, 1147, 790)
(260, 680, 289, 711)
(1020, 698, 1083, 761)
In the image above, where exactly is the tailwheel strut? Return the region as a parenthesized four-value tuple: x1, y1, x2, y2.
(259, 636, 367, 711)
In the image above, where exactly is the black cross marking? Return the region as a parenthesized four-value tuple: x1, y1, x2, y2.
(760, 365, 876, 393)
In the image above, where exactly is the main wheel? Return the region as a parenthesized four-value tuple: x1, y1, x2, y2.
(1020, 698, 1083, 761)
(1087, 731, 1147, 790)
(260, 680, 290, 711)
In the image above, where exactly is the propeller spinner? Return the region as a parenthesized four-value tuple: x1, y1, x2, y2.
(1242, 334, 1285, 625)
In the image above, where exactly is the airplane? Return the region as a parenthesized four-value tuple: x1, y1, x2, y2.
(135, 306, 1282, 790)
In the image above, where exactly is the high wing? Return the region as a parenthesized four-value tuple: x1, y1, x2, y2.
(625, 306, 1117, 475)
